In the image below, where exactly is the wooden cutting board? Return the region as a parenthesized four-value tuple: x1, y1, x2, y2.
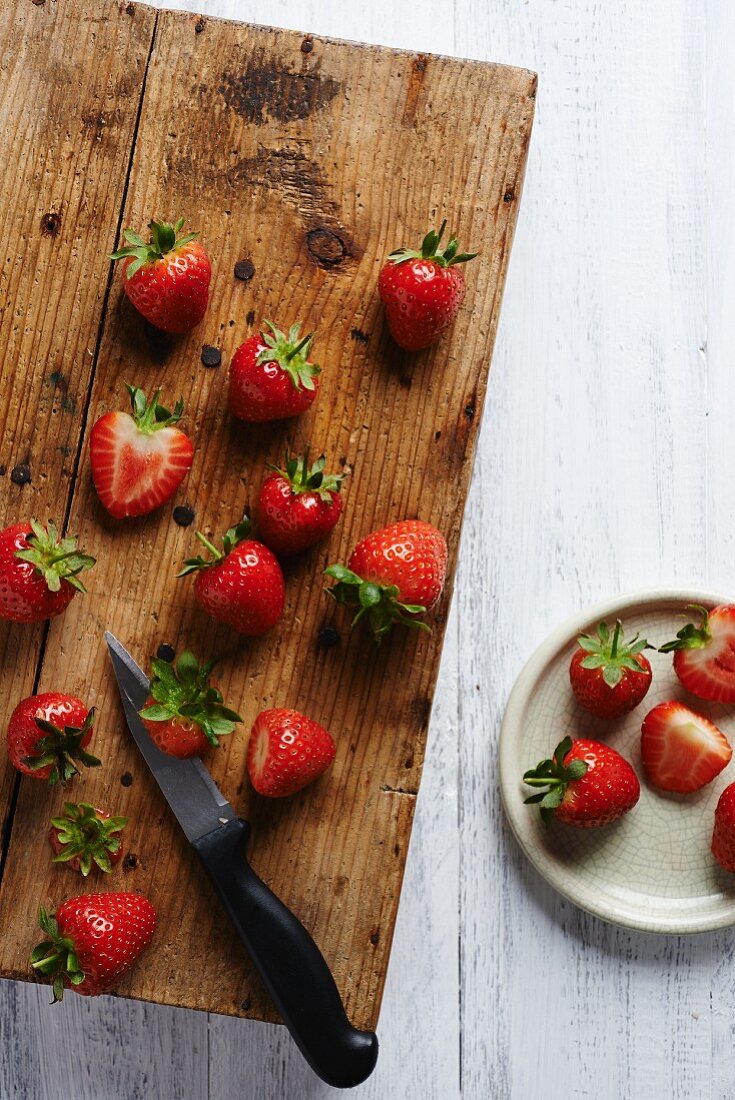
(0, 0, 535, 1028)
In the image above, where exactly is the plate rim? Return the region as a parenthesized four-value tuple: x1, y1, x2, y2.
(499, 586, 735, 935)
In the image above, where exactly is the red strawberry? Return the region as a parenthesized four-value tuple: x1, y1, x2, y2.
(31, 893, 156, 1001)
(523, 736, 640, 827)
(640, 701, 732, 793)
(325, 519, 447, 640)
(569, 619, 652, 719)
(179, 517, 285, 637)
(0, 520, 95, 623)
(49, 803, 127, 876)
(89, 385, 194, 519)
(7, 692, 99, 785)
(228, 321, 320, 422)
(660, 604, 735, 703)
(712, 783, 735, 872)
(138, 649, 241, 758)
(378, 221, 477, 351)
(111, 218, 211, 333)
(247, 708, 336, 797)
(258, 451, 345, 557)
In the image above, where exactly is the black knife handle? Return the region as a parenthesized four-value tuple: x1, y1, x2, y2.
(192, 818, 378, 1089)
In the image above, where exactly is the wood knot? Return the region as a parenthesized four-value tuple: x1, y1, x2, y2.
(194, 16, 205, 33)
(124, 1, 135, 12)
(31, 0, 45, 6)
(40, 212, 61, 235)
(306, 227, 346, 268)
(503, 189, 515, 203)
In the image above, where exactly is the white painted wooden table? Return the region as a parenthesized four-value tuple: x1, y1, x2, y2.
(2, 1, 732, 1096)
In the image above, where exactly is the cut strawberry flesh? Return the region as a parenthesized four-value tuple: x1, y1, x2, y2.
(91, 412, 192, 519)
(641, 701, 732, 793)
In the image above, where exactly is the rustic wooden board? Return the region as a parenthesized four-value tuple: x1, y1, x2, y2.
(0, 0, 535, 1029)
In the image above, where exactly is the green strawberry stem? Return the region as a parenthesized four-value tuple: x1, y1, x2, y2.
(110, 218, 198, 279)
(139, 649, 242, 747)
(50, 802, 127, 876)
(31, 906, 85, 1003)
(659, 604, 711, 652)
(324, 562, 430, 643)
(269, 450, 345, 502)
(177, 517, 251, 576)
(523, 736, 588, 827)
(14, 519, 96, 594)
(25, 709, 100, 786)
(576, 619, 651, 689)
(256, 320, 321, 392)
(124, 384, 185, 432)
(387, 220, 478, 268)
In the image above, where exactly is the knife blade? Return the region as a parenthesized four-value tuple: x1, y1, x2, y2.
(104, 632, 378, 1089)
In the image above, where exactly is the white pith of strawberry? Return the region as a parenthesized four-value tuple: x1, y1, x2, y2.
(640, 700, 733, 793)
(89, 385, 194, 519)
(660, 604, 735, 703)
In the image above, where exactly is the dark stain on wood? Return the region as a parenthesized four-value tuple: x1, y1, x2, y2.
(227, 146, 340, 232)
(218, 60, 340, 125)
(40, 212, 61, 236)
(402, 54, 429, 126)
(245, 309, 255, 326)
(409, 694, 432, 730)
(194, 16, 205, 34)
(350, 328, 370, 344)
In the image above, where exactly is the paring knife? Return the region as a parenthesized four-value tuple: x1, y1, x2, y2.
(105, 632, 378, 1090)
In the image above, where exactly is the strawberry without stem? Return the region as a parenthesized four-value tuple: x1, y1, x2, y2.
(640, 701, 732, 793)
(31, 893, 156, 1001)
(378, 221, 477, 351)
(229, 321, 321, 422)
(524, 736, 640, 828)
(49, 803, 127, 876)
(660, 604, 735, 703)
(178, 517, 285, 637)
(0, 520, 95, 623)
(89, 385, 194, 519)
(111, 218, 211, 333)
(139, 649, 241, 758)
(7, 693, 99, 785)
(258, 451, 345, 557)
(325, 519, 447, 641)
(247, 708, 336, 798)
(569, 619, 652, 719)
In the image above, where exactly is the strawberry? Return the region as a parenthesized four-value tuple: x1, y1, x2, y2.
(523, 736, 640, 827)
(7, 692, 99, 785)
(569, 619, 652, 719)
(49, 803, 127, 876)
(89, 385, 194, 519)
(111, 218, 211, 333)
(228, 321, 320, 422)
(325, 519, 447, 641)
(258, 451, 345, 557)
(0, 520, 95, 623)
(31, 893, 156, 1001)
(660, 604, 735, 703)
(712, 783, 735, 872)
(138, 649, 241, 758)
(378, 221, 477, 351)
(178, 517, 285, 637)
(247, 708, 336, 797)
(640, 700, 732, 793)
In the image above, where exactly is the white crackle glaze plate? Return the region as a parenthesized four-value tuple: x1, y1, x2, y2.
(499, 589, 735, 934)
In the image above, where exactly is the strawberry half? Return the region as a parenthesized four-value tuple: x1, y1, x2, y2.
(138, 649, 241, 758)
(49, 803, 127, 876)
(0, 520, 95, 623)
(569, 619, 652, 719)
(31, 893, 156, 1001)
(640, 700, 732, 793)
(111, 218, 211, 333)
(89, 385, 194, 519)
(660, 604, 735, 703)
(378, 221, 477, 351)
(712, 783, 735, 872)
(523, 736, 640, 827)
(247, 708, 336, 797)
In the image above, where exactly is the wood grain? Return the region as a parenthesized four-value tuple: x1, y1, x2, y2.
(0, 0, 535, 1032)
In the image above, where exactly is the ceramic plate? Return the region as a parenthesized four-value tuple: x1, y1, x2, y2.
(499, 589, 735, 933)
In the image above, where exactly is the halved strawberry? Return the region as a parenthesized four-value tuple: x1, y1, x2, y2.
(89, 385, 194, 519)
(640, 701, 732, 792)
(659, 604, 735, 703)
